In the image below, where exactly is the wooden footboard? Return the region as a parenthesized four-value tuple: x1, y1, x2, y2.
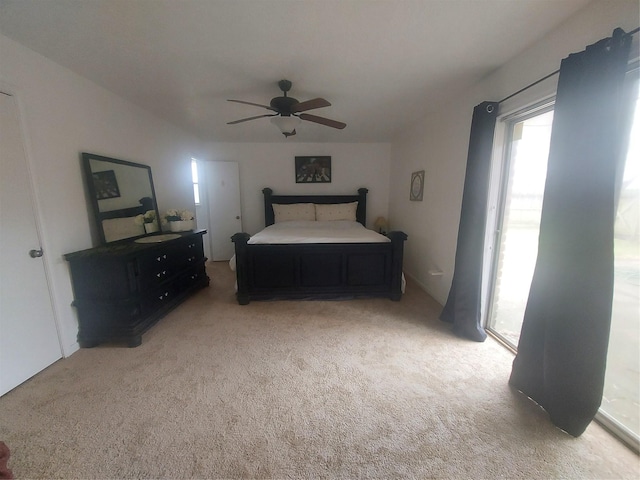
(231, 231, 407, 304)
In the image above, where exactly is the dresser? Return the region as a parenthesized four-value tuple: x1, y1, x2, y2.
(64, 230, 209, 347)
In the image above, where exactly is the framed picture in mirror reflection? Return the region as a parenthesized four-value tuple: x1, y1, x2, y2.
(92, 170, 121, 199)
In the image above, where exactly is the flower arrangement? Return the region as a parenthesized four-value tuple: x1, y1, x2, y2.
(164, 209, 195, 223)
(134, 210, 157, 225)
(163, 209, 195, 232)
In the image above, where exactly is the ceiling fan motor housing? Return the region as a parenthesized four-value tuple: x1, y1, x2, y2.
(278, 79, 292, 92)
(270, 96, 299, 114)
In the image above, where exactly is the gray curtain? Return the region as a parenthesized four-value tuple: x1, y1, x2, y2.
(509, 28, 633, 437)
(440, 101, 499, 342)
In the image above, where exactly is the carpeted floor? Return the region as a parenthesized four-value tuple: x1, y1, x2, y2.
(0, 261, 638, 479)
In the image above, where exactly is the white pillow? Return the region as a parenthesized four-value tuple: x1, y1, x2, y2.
(272, 203, 316, 223)
(315, 202, 358, 222)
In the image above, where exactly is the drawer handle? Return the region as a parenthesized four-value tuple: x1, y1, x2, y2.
(156, 270, 167, 278)
(158, 292, 169, 300)
(156, 254, 168, 262)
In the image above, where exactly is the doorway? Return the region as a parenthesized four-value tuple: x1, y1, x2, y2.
(203, 161, 242, 261)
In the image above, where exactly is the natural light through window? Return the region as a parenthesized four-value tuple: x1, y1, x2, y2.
(602, 82, 640, 441)
(192, 159, 200, 205)
(487, 108, 553, 346)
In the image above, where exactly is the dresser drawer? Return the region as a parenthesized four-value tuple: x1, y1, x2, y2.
(141, 284, 179, 315)
(177, 264, 208, 292)
(135, 244, 189, 291)
(182, 238, 205, 262)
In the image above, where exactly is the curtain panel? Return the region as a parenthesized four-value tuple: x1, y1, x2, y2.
(440, 101, 499, 342)
(509, 28, 633, 437)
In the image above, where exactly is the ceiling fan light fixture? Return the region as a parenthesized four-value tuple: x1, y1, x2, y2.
(271, 115, 301, 136)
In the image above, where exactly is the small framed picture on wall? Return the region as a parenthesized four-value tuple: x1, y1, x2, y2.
(295, 156, 331, 183)
(410, 170, 424, 201)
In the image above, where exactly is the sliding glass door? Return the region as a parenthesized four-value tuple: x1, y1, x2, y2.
(486, 81, 639, 447)
(600, 75, 640, 445)
(486, 106, 553, 348)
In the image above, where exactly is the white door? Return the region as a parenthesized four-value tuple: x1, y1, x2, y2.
(205, 161, 242, 261)
(0, 92, 62, 396)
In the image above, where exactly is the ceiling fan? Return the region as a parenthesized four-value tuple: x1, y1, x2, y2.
(227, 80, 346, 137)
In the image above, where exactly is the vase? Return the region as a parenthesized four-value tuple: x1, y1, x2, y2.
(169, 220, 194, 232)
(144, 222, 159, 234)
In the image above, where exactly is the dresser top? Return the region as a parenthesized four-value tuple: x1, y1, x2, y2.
(64, 229, 206, 260)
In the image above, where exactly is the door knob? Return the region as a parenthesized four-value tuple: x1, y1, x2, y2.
(235, 216, 240, 220)
(29, 249, 44, 258)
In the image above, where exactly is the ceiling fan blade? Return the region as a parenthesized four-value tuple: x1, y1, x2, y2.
(299, 113, 346, 129)
(227, 99, 278, 112)
(291, 98, 331, 113)
(227, 114, 277, 125)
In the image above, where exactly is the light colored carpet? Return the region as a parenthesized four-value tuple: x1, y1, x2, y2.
(0, 261, 638, 479)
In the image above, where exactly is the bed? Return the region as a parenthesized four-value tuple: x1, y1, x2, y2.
(98, 197, 155, 242)
(100, 205, 147, 242)
(231, 188, 407, 304)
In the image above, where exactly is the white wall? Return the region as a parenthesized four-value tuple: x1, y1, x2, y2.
(0, 34, 207, 355)
(200, 142, 391, 235)
(389, 0, 640, 305)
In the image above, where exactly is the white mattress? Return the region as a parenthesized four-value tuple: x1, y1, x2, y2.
(247, 220, 390, 244)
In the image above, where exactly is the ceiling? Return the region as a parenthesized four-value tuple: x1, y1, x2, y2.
(0, 0, 593, 143)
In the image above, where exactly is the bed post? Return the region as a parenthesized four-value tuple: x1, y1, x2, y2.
(388, 231, 408, 300)
(231, 232, 251, 305)
(263, 188, 274, 226)
(357, 188, 368, 226)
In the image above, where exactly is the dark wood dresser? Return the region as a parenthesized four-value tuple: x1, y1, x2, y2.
(64, 230, 209, 347)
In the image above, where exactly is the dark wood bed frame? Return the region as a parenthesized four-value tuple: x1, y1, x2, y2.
(231, 188, 407, 305)
(99, 205, 146, 221)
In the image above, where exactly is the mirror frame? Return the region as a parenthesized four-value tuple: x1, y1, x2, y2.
(82, 152, 162, 245)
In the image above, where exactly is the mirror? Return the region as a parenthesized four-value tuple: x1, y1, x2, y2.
(82, 152, 161, 244)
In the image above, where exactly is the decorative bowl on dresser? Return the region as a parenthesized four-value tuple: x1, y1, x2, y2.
(64, 230, 209, 347)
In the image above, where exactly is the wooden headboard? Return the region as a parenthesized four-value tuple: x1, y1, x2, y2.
(262, 187, 368, 227)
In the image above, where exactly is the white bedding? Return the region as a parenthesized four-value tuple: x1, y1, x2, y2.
(102, 217, 145, 242)
(247, 220, 390, 244)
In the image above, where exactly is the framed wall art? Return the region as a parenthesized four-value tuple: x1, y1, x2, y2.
(295, 156, 331, 183)
(410, 170, 424, 201)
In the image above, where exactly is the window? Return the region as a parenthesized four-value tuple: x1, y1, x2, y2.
(192, 159, 200, 205)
